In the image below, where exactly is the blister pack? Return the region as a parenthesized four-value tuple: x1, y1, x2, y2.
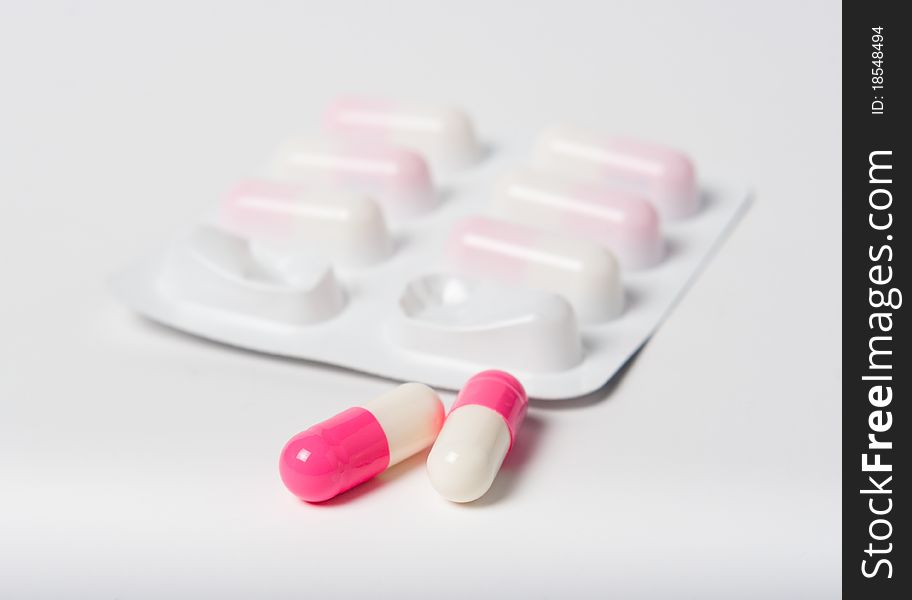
(111, 98, 750, 400)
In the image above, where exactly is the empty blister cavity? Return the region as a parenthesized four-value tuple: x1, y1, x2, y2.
(390, 274, 583, 372)
(268, 138, 436, 218)
(217, 179, 392, 267)
(491, 168, 665, 270)
(325, 97, 481, 171)
(160, 226, 346, 324)
(533, 125, 699, 219)
(446, 216, 624, 322)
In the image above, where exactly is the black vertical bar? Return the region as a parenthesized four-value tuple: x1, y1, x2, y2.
(843, 1, 907, 597)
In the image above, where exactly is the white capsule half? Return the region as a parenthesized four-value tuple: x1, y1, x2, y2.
(426, 405, 511, 503)
(325, 97, 481, 171)
(362, 382, 447, 466)
(268, 138, 436, 218)
(533, 125, 699, 219)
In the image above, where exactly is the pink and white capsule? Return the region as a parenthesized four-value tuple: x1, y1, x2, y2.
(325, 97, 481, 170)
(218, 179, 392, 267)
(447, 216, 624, 322)
(269, 138, 436, 218)
(492, 168, 664, 270)
(279, 383, 444, 503)
(426, 370, 528, 503)
(533, 125, 699, 219)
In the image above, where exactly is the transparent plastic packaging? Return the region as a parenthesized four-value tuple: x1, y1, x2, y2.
(111, 97, 750, 400)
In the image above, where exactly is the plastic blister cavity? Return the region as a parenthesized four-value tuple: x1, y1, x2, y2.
(160, 226, 346, 325)
(390, 274, 583, 372)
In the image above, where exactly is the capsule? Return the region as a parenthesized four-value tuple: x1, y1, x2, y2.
(325, 97, 481, 170)
(427, 370, 528, 503)
(533, 125, 699, 219)
(447, 216, 624, 322)
(268, 138, 436, 218)
(218, 179, 392, 267)
(492, 168, 664, 270)
(279, 383, 445, 502)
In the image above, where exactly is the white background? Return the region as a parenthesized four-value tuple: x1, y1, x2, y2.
(0, 1, 841, 598)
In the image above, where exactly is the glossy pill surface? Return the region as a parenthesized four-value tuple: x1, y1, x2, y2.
(426, 370, 528, 503)
(280, 383, 444, 502)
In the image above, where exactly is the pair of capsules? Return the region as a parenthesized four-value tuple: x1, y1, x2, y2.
(279, 371, 527, 503)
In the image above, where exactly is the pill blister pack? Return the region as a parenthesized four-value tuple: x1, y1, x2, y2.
(111, 98, 750, 400)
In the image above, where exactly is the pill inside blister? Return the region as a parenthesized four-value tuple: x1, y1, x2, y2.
(268, 138, 436, 218)
(325, 97, 481, 171)
(491, 168, 664, 270)
(446, 216, 624, 322)
(160, 225, 346, 324)
(533, 125, 699, 219)
(390, 274, 583, 372)
(217, 179, 392, 267)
